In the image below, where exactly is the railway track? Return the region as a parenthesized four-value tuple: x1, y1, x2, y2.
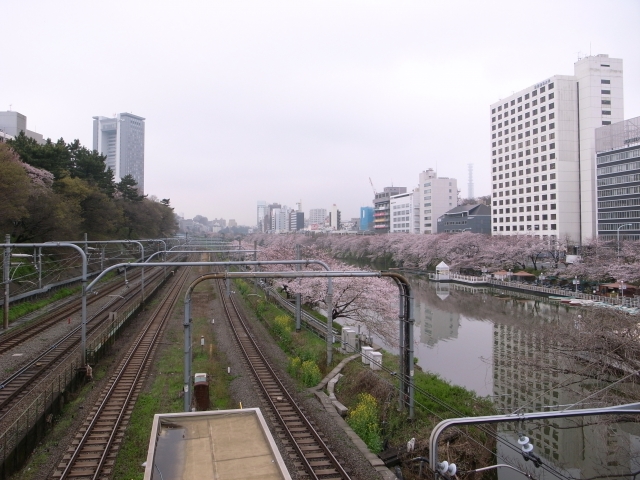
(0, 269, 145, 356)
(0, 267, 169, 419)
(219, 279, 351, 480)
(52, 264, 191, 479)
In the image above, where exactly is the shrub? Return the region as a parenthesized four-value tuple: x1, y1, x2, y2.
(347, 393, 383, 453)
(299, 360, 321, 387)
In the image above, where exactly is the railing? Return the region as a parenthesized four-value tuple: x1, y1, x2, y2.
(261, 287, 339, 338)
(427, 272, 639, 308)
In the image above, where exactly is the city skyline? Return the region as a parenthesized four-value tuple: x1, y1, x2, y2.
(1, 1, 639, 225)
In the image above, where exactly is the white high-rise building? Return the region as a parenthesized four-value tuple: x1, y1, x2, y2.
(257, 201, 267, 231)
(93, 113, 146, 192)
(490, 55, 623, 244)
(419, 169, 457, 234)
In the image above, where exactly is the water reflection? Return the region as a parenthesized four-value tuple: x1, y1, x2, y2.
(407, 274, 640, 479)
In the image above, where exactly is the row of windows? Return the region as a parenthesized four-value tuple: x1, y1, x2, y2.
(598, 198, 640, 209)
(597, 173, 640, 187)
(492, 110, 555, 128)
(598, 210, 640, 220)
(491, 83, 554, 114)
(599, 222, 640, 231)
(491, 95, 555, 121)
(493, 184, 557, 196)
(493, 194, 557, 206)
(494, 204, 556, 214)
(597, 148, 640, 166)
(598, 185, 640, 198)
(495, 214, 556, 222)
(494, 225, 557, 231)
(494, 142, 556, 156)
(600, 234, 640, 241)
(494, 175, 557, 188)
(495, 163, 556, 173)
(597, 161, 640, 176)
(494, 154, 554, 165)
(494, 170, 556, 181)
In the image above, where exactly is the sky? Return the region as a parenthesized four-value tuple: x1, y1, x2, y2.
(2, 1, 639, 226)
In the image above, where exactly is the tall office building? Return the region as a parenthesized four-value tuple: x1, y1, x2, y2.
(490, 55, 623, 244)
(595, 116, 640, 241)
(93, 113, 146, 192)
(419, 169, 457, 234)
(257, 201, 267, 231)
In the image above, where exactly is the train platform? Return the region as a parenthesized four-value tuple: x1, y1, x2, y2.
(144, 408, 291, 480)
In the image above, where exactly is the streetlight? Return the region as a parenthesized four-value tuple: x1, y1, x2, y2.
(617, 223, 633, 256)
(619, 280, 626, 298)
(573, 275, 580, 293)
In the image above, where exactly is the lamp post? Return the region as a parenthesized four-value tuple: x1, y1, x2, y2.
(617, 223, 633, 256)
(539, 273, 546, 286)
(573, 275, 580, 293)
(619, 280, 626, 298)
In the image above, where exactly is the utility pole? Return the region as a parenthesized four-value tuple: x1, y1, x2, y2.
(3, 234, 10, 330)
(295, 244, 301, 332)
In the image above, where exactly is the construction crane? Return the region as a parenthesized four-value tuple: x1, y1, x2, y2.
(369, 177, 377, 196)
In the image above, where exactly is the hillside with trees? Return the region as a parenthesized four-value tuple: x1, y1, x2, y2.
(0, 135, 177, 241)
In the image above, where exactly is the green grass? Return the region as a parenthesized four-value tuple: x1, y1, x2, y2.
(5, 287, 78, 322)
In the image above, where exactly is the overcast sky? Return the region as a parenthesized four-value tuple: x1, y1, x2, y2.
(3, 1, 639, 225)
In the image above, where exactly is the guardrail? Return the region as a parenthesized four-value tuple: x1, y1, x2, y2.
(261, 286, 339, 338)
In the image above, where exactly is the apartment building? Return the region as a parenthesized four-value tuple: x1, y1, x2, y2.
(390, 190, 419, 233)
(419, 169, 457, 234)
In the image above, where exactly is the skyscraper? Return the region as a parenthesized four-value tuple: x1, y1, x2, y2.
(490, 55, 623, 244)
(93, 113, 146, 192)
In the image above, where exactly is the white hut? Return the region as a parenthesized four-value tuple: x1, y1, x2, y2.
(435, 261, 450, 281)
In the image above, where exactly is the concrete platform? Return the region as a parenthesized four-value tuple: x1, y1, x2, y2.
(144, 408, 291, 480)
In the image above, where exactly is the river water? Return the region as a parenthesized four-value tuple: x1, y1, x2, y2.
(349, 274, 640, 479)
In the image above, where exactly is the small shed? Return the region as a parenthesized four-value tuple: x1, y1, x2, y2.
(493, 270, 511, 281)
(513, 271, 536, 282)
(598, 282, 638, 297)
(435, 261, 450, 280)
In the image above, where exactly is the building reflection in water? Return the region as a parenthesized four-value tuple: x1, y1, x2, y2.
(408, 275, 640, 479)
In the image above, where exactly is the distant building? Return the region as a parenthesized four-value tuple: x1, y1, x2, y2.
(374, 187, 407, 233)
(359, 207, 374, 231)
(390, 190, 419, 233)
(0, 111, 44, 144)
(329, 204, 341, 230)
(93, 113, 146, 192)
(490, 55, 624, 243)
(289, 211, 304, 231)
(595, 116, 640, 241)
(257, 201, 267, 231)
(309, 208, 327, 229)
(228, 219, 237, 228)
(437, 204, 492, 234)
(419, 169, 457, 234)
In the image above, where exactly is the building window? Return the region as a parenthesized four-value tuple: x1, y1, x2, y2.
(602, 89, 611, 94)
(602, 121, 611, 125)
(602, 111, 611, 115)
(601, 79, 611, 84)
